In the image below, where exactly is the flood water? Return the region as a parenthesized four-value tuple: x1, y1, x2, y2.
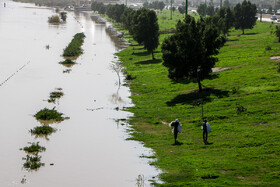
(0, 1, 161, 186)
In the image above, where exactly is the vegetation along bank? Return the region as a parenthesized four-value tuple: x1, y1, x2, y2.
(99, 2, 280, 186)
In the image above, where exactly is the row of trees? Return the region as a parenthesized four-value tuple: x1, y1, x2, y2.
(199, 0, 257, 35)
(143, 1, 165, 11)
(91, 3, 159, 59)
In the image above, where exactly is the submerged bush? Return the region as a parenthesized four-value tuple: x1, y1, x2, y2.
(59, 59, 75, 65)
(34, 108, 64, 121)
(63, 33, 86, 57)
(30, 125, 56, 135)
(23, 155, 44, 170)
(48, 15, 60, 24)
(48, 90, 64, 103)
(23, 142, 46, 154)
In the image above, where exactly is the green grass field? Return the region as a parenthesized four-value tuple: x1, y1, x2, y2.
(117, 10, 280, 186)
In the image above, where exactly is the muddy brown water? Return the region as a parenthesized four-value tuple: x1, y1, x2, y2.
(0, 1, 161, 186)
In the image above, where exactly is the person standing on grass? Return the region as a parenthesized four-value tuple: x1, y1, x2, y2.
(169, 119, 182, 144)
(202, 119, 208, 142)
(202, 119, 211, 143)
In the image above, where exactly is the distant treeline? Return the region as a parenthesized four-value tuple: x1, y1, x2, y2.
(13, 0, 73, 7)
(143, 1, 165, 11)
(91, 3, 159, 59)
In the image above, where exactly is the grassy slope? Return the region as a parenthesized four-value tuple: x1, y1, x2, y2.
(117, 10, 280, 186)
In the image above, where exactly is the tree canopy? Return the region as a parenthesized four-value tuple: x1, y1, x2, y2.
(131, 8, 159, 59)
(162, 16, 225, 92)
(234, 0, 257, 34)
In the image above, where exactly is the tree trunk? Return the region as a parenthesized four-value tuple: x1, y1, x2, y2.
(242, 28, 244, 35)
(152, 50, 155, 60)
(197, 71, 202, 92)
(198, 79, 202, 92)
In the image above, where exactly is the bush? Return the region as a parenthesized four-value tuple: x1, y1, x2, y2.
(23, 155, 44, 170)
(59, 59, 75, 65)
(63, 33, 86, 57)
(23, 142, 46, 154)
(265, 45, 272, 50)
(30, 126, 55, 135)
(236, 105, 247, 114)
(48, 91, 64, 103)
(60, 12, 67, 22)
(48, 15, 60, 24)
(34, 108, 64, 121)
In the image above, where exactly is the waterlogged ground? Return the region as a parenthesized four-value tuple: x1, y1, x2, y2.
(0, 1, 161, 186)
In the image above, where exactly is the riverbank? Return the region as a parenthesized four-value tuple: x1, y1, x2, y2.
(116, 15, 280, 185)
(0, 1, 161, 185)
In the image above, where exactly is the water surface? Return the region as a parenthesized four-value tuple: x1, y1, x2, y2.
(0, 1, 161, 186)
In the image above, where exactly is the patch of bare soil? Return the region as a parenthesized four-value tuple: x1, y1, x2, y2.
(212, 67, 230, 73)
(270, 56, 280, 60)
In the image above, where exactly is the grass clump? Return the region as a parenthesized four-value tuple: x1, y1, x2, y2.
(59, 59, 75, 65)
(48, 90, 64, 103)
(30, 125, 56, 135)
(34, 108, 64, 121)
(23, 155, 44, 170)
(23, 142, 46, 154)
(63, 33, 85, 58)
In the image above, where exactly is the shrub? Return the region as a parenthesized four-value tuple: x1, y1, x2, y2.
(236, 105, 247, 114)
(30, 126, 55, 135)
(265, 45, 272, 50)
(60, 11, 67, 22)
(48, 91, 64, 103)
(23, 155, 44, 170)
(23, 142, 46, 154)
(34, 108, 64, 121)
(59, 59, 75, 65)
(48, 15, 60, 24)
(63, 33, 86, 57)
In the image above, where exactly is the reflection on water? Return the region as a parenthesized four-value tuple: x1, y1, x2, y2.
(0, 0, 161, 186)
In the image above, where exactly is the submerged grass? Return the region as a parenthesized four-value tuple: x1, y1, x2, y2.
(48, 89, 64, 103)
(23, 155, 44, 170)
(34, 108, 64, 121)
(63, 32, 85, 58)
(23, 142, 46, 154)
(30, 125, 56, 135)
(116, 16, 280, 186)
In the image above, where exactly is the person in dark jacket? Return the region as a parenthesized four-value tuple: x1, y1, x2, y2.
(202, 119, 208, 142)
(170, 119, 180, 144)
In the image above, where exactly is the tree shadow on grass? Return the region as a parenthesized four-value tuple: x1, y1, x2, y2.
(166, 87, 229, 107)
(243, 33, 258, 35)
(135, 58, 162, 65)
(171, 74, 219, 85)
(133, 50, 160, 56)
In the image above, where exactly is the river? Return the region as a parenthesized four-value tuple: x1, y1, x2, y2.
(0, 1, 161, 186)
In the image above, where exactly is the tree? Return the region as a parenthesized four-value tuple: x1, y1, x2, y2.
(178, 6, 186, 15)
(60, 12, 67, 22)
(143, 1, 149, 8)
(275, 25, 280, 42)
(131, 9, 159, 59)
(197, 3, 206, 16)
(162, 16, 225, 92)
(217, 7, 235, 36)
(234, 0, 257, 34)
(207, 5, 215, 16)
(158, 1, 165, 11)
(223, 0, 230, 7)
